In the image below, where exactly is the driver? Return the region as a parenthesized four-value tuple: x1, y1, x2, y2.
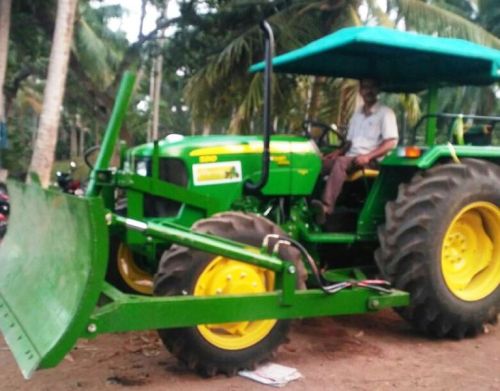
(313, 79, 398, 223)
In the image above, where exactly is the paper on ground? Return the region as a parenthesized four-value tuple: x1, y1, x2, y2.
(239, 363, 303, 387)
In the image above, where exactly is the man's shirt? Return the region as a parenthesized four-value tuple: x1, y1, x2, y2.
(346, 103, 398, 157)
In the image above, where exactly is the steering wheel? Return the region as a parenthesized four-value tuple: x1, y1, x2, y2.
(303, 120, 346, 147)
(84, 145, 101, 169)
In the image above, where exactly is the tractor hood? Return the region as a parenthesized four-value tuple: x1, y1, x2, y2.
(128, 134, 321, 198)
(129, 134, 319, 160)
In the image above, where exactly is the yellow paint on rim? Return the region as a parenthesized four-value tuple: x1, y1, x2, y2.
(117, 243, 153, 295)
(189, 141, 314, 157)
(441, 201, 500, 301)
(195, 256, 277, 350)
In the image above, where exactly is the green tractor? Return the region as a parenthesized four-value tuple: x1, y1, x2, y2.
(0, 23, 498, 379)
(116, 25, 500, 335)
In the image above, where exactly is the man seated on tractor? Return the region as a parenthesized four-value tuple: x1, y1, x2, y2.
(314, 79, 398, 223)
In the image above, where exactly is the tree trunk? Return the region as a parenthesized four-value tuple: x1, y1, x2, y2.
(78, 126, 84, 158)
(151, 55, 163, 140)
(70, 119, 77, 159)
(202, 122, 211, 135)
(139, 0, 148, 39)
(151, 0, 170, 141)
(228, 106, 245, 134)
(0, 0, 12, 123)
(0, 0, 12, 178)
(28, 0, 78, 187)
(306, 76, 325, 121)
(147, 63, 155, 142)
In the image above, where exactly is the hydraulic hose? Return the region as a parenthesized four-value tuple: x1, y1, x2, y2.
(263, 234, 392, 295)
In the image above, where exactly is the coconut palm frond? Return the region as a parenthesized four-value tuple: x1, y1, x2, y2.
(184, 1, 329, 128)
(365, 0, 396, 27)
(399, 93, 421, 127)
(428, 0, 477, 19)
(80, 2, 127, 48)
(478, 0, 500, 36)
(74, 17, 123, 89)
(338, 79, 359, 127)
(17, 86, 43, 114)
(316, 78, 358, 130)
(341, 4, 363, 28)
(72, 2, 128, 90)
(394, 0, 500, 48)
(242, 73, 263, 119)
(316, 78, 342, 124)
(184, 70, 217, 121)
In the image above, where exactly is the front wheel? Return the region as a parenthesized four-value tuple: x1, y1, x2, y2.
(106, 238, 154, 295)
(154, 212, 307, 376)
(376, 159, 500, 338)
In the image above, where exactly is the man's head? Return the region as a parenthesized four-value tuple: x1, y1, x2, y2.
(359, 79, 380, 108)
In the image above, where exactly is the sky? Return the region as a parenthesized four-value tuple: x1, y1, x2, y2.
(91, 1, 181, 42)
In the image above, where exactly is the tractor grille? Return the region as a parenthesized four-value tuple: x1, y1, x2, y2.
(159, 158, 188, 186)
(143, 158, 187, 218)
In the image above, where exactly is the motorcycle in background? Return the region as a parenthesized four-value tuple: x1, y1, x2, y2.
(56, 161, 85, 196)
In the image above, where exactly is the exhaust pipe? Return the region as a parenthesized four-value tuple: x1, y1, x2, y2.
(245, 20, 274, 193)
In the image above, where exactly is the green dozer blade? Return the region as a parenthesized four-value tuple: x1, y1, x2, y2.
(0, 181, 108, 378)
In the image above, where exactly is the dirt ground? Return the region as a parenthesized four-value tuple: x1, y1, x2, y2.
(1, 310, 498, 391)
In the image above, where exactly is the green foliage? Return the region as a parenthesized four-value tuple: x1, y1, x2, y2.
(478, 0, 500, 37)
(390, 0, 500, 48)
(2, 0, 132, 177)
(73, 3, 128, 89)
(2, 0, 499, 180)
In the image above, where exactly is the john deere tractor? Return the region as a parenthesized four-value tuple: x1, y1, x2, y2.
(0, 23, 498, 379)
(116, 25, 500, 335)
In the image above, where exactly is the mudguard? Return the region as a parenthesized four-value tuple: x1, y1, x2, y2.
(0, 181, 108, 378)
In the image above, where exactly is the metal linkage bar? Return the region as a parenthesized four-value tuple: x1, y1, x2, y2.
(111, 214, 285, 272)
(84, 284, 409, 337)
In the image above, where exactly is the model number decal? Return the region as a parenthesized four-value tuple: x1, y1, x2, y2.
(192, 161, 242, 186)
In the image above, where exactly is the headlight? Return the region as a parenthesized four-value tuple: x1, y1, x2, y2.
(136, 160, 148, 176)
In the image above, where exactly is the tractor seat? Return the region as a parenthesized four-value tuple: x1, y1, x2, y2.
(346, 168, 379, 182)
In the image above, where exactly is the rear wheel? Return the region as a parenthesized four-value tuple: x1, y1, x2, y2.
(376, 159, 500, 338)
(154, 212, 306, 376)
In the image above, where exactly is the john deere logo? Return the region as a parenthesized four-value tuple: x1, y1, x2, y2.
(193, 161, 243, 186)
(225, 166, 239, 179)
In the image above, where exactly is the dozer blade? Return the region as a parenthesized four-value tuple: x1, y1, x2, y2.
(0, 181, 108, 378)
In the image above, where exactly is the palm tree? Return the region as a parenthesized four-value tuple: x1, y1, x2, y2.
(0, 0, 12, 123)
(0, 0, 11, 119)
(0, 0, 12, 176)
(183, 0, 500, 135)
(389, 0, 500, 47)
(28, 0, 78, 187)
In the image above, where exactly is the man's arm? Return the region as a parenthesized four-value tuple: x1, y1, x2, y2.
(354, 138, 397, 166)
(323, 140, 352, 160)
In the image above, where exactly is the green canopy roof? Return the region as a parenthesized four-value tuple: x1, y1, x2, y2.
(250, 26, 500, 92)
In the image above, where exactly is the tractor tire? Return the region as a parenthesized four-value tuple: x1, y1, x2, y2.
(375, 159, 500, 339)
(154, 212, 307, 377)
(106, 238, 154, 295)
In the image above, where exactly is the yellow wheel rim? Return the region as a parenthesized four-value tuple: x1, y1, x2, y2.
(195, 256, 277, 350)
(117, 243, 153, 295)
(442, 201, 500, 301)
